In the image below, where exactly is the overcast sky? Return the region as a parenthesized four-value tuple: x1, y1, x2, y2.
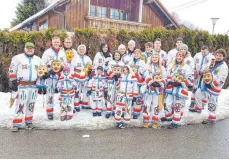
(0, 0, 228, 34)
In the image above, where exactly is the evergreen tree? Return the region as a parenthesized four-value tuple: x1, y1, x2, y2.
(11, 0, 47, 26)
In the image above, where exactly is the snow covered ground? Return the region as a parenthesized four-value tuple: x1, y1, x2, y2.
(0, 89, 229, 130)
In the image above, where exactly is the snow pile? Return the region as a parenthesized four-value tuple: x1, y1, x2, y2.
(0, 89, 229, 130)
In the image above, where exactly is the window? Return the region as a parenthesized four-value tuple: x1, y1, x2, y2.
(110, 9, 119, 20)
(97, 6, 106, 18)
(120, 11, 128, 21)
(39, 20, 48, 31)
(90, 5, 96, 16)
(110, 9, 128, 21)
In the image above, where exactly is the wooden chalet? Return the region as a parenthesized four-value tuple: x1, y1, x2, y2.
(9, 0, 180, 32)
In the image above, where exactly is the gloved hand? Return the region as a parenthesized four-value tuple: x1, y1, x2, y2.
(132, 97, 137, 102)
(205, 83, 212, 88)
(49, 69, 56, 75)
(38, 88, 47, 94)
(172, 82, 182, 87)
(72, 86, 77, 90)
(87, 90, 92, 96)
(104, 91, 108, 99)
(11, 80, 18, 92)
(42, 72, 50, 79)
(113, 75, 119, 81)
(167, 81, 173, 86)
(151, 82, 160, 87)
(58, 87, 63, 93)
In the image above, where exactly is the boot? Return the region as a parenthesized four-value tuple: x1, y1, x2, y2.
(97, 112, 102, 116)
(26, 123, 34, 129)
(189, 108, 196, 112)
(48, 115, 54, 120)
(11, 126, 19, 132)
(133, 115, 138, 119)
(119, 123, 127, 129)
(143, 122, 149, 128)
(60, 116, 66, 121)
(161, 117, 171, 122)
(105, 113, 111, 119)
(167, 123, 178, 129)
(202, 120, 215, 125)
(66, 115, 73, 120)
(92, 112, 97, 117)
(152, 123, 159, 129)
(75, 108, 80, 112)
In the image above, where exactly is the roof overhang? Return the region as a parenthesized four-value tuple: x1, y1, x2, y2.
(9, 0, 69, 32)
(145, 0, 180, 29)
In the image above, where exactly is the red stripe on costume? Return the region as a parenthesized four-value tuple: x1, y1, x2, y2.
(9, 74, 17, 79)
(46, 108, 54, 113)
(181, 89, 188, 97)
(213, 80, 219, 87)
(74, 102, 80, 106)
(208, 115, 216, 120)
(172, 117, 180, 122)
(13, 119, 23, 123)
(143, 115, 150, 120)
(81, 101, 88, 105)
(202, 100, 208, 104)
(25, 116, 33, 121)
(133, 108, 141, 113)
(209, 87, 221, 94)
(183, 80, 189, 87)
(152, 116, 159, 121)
(116, 102, 125, 107)
(115, 117, 121, 121)
(166, 113, 172, 118)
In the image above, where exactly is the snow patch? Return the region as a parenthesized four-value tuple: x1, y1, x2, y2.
(0, 89, 229, 130)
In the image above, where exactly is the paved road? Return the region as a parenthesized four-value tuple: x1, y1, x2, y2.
(0, 120, 229, 159)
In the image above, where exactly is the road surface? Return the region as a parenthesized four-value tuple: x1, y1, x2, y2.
(0, 119, 229, 159)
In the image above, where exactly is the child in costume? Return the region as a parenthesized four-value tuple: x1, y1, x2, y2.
(142, 42, 153, 63)
(143, 72, 166, 128)
(87, 66, 107, 117)
(189, 45, 215, 113)
(57, 63, 77, 121)
(115, 66, 138, 128)
(42, 35, 66, 120)
(8, 42, 42, 132)
(141, 51, 167, 128)
(122, 40, 136, 65)
(165, 51, 193, 129)
(106, 51, 124, 118)
(195, 49, 228, 124)
(71, 44, 92, 111)
(129, 49, 146, 119)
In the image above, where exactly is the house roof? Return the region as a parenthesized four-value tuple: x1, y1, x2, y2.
(9, 0, 68, 32)
(145, 0, 180, 29)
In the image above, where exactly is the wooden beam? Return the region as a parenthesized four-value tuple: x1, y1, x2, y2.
(138, 0, 143, 22)
(143, 0, 154, 4)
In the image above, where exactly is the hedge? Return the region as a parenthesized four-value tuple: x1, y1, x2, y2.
(0, 27, 229, 91)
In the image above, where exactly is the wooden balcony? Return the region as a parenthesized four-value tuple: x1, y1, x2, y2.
(85, 16, 152, 31)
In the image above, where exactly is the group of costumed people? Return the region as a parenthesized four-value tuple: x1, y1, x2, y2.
(8, 34, 228, 132)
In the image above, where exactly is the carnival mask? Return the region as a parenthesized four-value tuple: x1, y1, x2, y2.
(37, 65, 48, 78)
(63, 64, 70, 76)
(83, 63, 92, 75)
(203, 72, 213, 84)
(65, 49, 74, 62)
(153, 73, 162, 82)
(175, 73, 184, 83)
(51, 60, 62, 73)
(113, 66, 122, 75)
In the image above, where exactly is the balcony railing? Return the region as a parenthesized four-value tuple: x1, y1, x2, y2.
(85, 16, 152, 31)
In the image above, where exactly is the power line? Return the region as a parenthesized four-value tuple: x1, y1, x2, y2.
(170, 0, 200, 10)
(172, 0, 208, 11)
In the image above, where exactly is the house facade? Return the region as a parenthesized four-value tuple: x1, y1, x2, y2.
(9, 0, 180, 32)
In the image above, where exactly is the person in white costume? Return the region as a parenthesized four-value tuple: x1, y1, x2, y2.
(8, 42, 42, 132)
(167, 37, 183, 66)
(71, 44, 92, 111)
